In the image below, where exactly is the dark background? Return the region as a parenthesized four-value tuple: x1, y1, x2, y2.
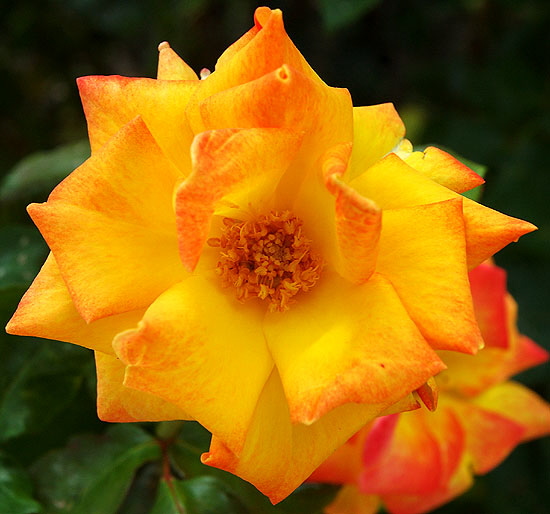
(1, 1, 548, 513)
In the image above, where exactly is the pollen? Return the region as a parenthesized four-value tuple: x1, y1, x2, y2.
(208, 211, 323, 312)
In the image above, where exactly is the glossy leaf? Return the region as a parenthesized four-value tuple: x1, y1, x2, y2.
(30, 425, 161, 514)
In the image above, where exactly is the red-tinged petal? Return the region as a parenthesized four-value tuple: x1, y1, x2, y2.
(28, 117, 186, 322)
(95, 351, 190, 422)
(175, 127, 303, 270)
(376, 199, 483, 353)
(469, 262, 509, 348)
(309, 427, 370, 485)
(187, 8, 322, 133)
(350, 154, 536, 268)
(415, 377, 439, 412)
(157, 41, 198, 81)
(77, 75, 199, 172)
(323, 144, 381, 283)
(113, 275, 273, 457)
(361, 407, 465, 498)
(403, 146, 485, 193)
(382, 458, 473, 514)
(202, 370, 384, 504)
(360, 411, 444, 495)
(347, 103, 405, 181)
(326, 485, 380, 514)
(6, 253, 143, 354)
(447, 396, 525, 474)
(264, 272, 445, 425)
(507, 335, 549, 376)
(473, 381, 550, 442)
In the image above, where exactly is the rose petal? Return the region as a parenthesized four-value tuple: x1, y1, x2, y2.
(473, 381, 550, 442)
(469, 262, 509, 348)
(377, 199, 482, 353)
(350, 154, 536, 268)
(95, 351, 190, 422)
(326, 485, 380, 514)
(6, 253, 143, 353)
(78, 75, 198, 172)
(202, 370, 384, 504)
(157, 41, 198, 81)
(264, 272, 445, 425)
(28, 117, 186, 322)
(403, 146, 485, 193)
(347, 103, 405, 181)
(113, 275, 273, 456)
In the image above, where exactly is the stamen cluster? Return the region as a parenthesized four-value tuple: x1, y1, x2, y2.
(209, 211, 323, 311)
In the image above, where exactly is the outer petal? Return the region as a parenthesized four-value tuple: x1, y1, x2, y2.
(175, 127, 303, 270)
(403, 146, 485, 193)
(350, 154, 536, 268)
(469, 262, 509, 348)
(347, 103, 405, 181)
(113, 275, 273, 456)
(377, 199, 482, 353)
(446, 396, 525, 474)
(263, 272, 445, 425)
(382, 458, 473, 514)
(78, 75, 199, 172)
(95, 351, 190, 422)
(157, 41, 198, 81)
(359, 408, 464, 496)
(473, 381, 550, 441)
(202, 370, 387, 504)
(28, 117, 186, 322)
(6, 253, 143, 354)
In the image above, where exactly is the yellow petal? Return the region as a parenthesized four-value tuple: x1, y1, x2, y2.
(403, 146, 485, 193)
(77, 75, 199, 172)
(351, 153, 536, 268)
(113, 275, 273, 456)
(6, 253, 143, 353)
(28, 117, 186, 322)
(326, 485, 380, 514)
(95, 351, 190, 422)
(202, 370, 385, 504)
(157, 41, 198, 81)
(376, 199, 483, 353)
(175, 127, 303, 270)
(263, 272, 445, 425)
(347, 103, 405, 181)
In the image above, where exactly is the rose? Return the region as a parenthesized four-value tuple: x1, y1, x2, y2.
(310, 261, 550, 513)
(6, 7, 535, 502)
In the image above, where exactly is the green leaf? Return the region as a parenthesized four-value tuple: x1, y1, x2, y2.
(0, 225, 47, 291)
(0, 140, 89, 204)
(0, 454, 42, 514)
(317, 0, 382, 31)
(151, 476, 248, 514)
(31, 425, 161, 514)
(0, 338, 92, 442)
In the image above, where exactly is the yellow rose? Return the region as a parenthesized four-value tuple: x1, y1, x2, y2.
(6, 7, 535, 502)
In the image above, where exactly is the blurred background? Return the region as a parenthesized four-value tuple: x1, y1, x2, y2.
(1, 1, 548, 513)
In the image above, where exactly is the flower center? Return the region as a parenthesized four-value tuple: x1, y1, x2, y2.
(208, 211, 323, 312)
